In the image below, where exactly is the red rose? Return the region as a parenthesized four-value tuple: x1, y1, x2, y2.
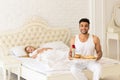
(72, 45, 75, 48)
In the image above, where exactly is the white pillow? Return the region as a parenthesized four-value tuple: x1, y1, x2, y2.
(10, 46, 27, 57)
(40, 41, 69, 51)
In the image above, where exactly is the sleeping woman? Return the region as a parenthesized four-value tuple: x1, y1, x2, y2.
(24, 45, 69, 68)
(24, 45, 69, 67)
(24, 46, 52, 58)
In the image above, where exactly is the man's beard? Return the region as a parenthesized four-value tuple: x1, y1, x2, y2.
(81, 30, 88, 34)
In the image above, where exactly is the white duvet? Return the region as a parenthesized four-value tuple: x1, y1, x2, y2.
(36, 49, 69, 67)
(16, 48, 71, 75)
(16, 46, 120, 76)
(11, 41, 120, 75)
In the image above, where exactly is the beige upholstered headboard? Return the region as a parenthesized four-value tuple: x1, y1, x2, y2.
(0, 18, 71, 57)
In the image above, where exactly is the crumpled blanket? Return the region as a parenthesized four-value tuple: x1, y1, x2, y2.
(35, 49, 71, 70)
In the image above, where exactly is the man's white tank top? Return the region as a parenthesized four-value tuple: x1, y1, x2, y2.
(75, 34, 96, 56)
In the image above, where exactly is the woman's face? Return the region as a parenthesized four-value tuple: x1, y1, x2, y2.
(25, 46, 36, 53)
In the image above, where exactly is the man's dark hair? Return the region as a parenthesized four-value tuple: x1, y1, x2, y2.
(79, 18, 90, 24)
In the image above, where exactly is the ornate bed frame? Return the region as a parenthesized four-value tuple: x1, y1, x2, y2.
(0, 18, 73, 80)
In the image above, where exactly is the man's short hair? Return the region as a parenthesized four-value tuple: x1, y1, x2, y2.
(79, 18, 90, 24)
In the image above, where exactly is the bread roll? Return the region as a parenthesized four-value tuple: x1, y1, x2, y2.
(83, 55, 96, 59)
(74, 54, 96, 59)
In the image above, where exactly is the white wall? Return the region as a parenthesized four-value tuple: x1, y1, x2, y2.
(0, 0, 90, 35)
(92, 0, 106, 56)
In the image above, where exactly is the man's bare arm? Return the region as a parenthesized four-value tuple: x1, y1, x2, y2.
(94, 36, 102, 61)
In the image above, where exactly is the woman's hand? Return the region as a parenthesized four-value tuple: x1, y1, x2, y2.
(31, 54, 37, 59)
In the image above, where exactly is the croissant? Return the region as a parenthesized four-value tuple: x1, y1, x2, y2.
(74, 54, 96, 59)
(82, 55, 96, 59)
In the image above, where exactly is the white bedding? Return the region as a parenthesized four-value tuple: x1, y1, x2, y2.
(16, 48, 69, 74)
(99, 57, 120, 67)
(17, 57, 71, 76)
(11, 44, 120, 80)
(16, 56, 120, 77)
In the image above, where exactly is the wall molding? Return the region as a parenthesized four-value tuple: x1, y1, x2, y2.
(101, 0, 107, 56)
(89, 0, 95, 34)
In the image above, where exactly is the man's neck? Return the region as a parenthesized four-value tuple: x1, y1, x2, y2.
(79, 33, 89, 42)
(80, 33, 89, 36)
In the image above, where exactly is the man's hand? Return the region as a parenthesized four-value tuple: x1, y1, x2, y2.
(68, 56, 73, 60)
(68, 54, 81, 60)
(69, 51, 72, 57)
(96, 53, 102, 61)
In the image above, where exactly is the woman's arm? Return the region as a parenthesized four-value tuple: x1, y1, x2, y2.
(31, 48, 53, 59)
(37, 48, 52, 53)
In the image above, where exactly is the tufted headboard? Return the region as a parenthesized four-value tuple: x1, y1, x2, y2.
(0, 18, 71, 57)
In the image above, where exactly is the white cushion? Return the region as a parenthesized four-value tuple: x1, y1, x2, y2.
(40, 41, 69, 51)
(10, 46, 27, 57)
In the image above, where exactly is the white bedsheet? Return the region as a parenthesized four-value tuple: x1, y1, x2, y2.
(16, 57, 120, 76)
(99, 57, 120, 67)
(17, 57, 71, 75)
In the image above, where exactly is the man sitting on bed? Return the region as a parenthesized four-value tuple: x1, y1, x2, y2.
(69, 18, 102, 80)
(25, 46, 52, 58)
